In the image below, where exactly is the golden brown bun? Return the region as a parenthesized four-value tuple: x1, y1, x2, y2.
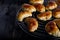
(46, 1, 57, 10)
(25, 17, 38, 32)
(53, 8, 60, 18)
(17, 11, 32, 22)
(45, 21, 59, 37)
(53, 19, 60, 28)
(53, 19, 60, 37)
(56, 0, 60, 5)
(30, 0, 44, 4)
(22, 4, 36, 12)
(34, 3, 45, 13)
(37, 11, 52, 21)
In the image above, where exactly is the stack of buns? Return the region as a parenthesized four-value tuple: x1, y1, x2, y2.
(17, 0, 60, 37)
(17, 3, 38, 32)
(17, 3, 36, 22)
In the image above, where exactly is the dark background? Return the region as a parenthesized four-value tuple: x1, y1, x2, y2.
(0, 0, 59, 40)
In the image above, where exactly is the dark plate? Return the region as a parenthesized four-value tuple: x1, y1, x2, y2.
(15, 0, 60, 39)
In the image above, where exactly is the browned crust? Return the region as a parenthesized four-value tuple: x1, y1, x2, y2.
(25, 18, 38, 32)
(46, 1, 57, 10)
(34, 3, 45, 12)
(53, 8, 60, 18)
(37, 11, 52, 18)
(45, 21, 59, 33)
(53, 19, 60, 28)
(17, 11, 32, 21)
(22, 4, 36, 12)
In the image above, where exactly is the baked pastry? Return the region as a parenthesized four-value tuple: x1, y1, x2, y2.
(45, 21, 59, 37)
(53, 19, 60, 28)
(53, 19, 60, 37)
(53, 8, 60, 18)
(25, 17, 38, 32)
(46, 1, 57, 10)
(37, 11, 52, 21)
(17, 11, 32, 22)
(30, 0, 44, 4)
(56, 0, 60, 5)
(34, 3, 45, 13)
(22, 3, 36, 12)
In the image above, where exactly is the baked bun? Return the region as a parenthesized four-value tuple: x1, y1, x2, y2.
(34, 3, 45, 13)
(22, 4, 36, 12)
(45, 21, 59, 37)
(53, 19, 60, 28)
(53, 19, 60, 37)
(37, 11, 52, 21)
(53, 8, 60, 18)
(17, 11, 32, 22)
(46, 1, 57, 10)
(56, 0, 60, 5)
(30, 0, 44, 4)
(25, 17, 38, 32)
